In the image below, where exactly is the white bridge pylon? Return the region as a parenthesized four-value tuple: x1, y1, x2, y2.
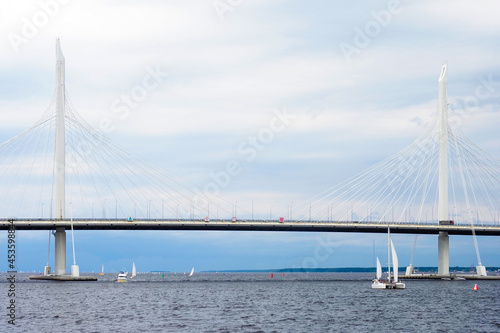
(437, 63, 450, 276)
(54, 38, 69, 276)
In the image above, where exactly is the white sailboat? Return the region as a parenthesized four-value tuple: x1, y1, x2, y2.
(188, 267, 194, 277)
(100, 264, 104, 276)
(130, 262, 136, 279)
(371, 257, 387, 289)
(390, 238, 405, 289)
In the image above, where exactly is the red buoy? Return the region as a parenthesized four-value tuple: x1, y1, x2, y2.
(473, 284, 479, 291)
(283, 272, 285, 277)
(271, 273, 274, 278)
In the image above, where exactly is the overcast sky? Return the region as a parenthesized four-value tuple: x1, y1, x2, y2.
(1, 0, 500, 272)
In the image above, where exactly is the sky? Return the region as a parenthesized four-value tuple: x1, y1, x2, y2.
(1, 0, 500, 273)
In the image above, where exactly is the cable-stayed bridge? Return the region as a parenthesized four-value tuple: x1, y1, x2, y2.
(2, 40, 500, 279)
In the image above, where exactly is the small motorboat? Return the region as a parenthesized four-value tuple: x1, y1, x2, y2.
(117, 271, 127, 282)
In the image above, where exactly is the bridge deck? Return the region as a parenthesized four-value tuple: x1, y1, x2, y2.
(1, 219, 500, 235)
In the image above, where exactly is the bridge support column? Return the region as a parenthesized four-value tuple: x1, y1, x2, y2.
(438, 231, 449, 275)
(55, 228, 66, 275)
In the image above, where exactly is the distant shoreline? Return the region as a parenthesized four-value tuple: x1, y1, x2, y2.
(7, 266, 499, 274)
(200, 266, 500, 273)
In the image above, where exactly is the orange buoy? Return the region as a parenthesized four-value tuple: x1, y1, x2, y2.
(473, 284, 479, 291)
(271, 273, 274, 278)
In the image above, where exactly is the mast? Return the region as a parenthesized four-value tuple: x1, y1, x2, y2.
(387, 226, 391, 283)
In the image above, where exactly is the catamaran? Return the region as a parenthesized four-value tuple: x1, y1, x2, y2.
(372, 227, 406, 289)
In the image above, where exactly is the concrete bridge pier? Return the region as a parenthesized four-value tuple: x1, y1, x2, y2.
(438, 231, 449, 275)
(54, 228, 66, 275)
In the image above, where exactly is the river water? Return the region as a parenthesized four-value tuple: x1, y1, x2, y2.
(3, 272, 499, 332)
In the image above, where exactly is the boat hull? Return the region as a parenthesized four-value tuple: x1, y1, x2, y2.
(371, 279, 388, 289)
(393, 282, 406, 289)
(371, 279, 406, 289)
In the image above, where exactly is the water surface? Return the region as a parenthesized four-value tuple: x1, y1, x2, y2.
(3, 272, 499, 332)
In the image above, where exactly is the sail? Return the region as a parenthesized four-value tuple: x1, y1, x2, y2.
(102, 265, 104, 273)
(390, 240, 398, 283)
(376, 257, 382, 280)
(189, 267, 194, 276)
(131, 262, 136, 278)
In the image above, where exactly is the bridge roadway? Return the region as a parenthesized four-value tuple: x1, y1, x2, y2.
(1, 219, 500, 235)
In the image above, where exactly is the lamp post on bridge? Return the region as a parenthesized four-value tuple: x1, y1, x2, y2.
(103, 199, 107, 219)
(148, 200, 151, 219)
(309, 202, 311, 222)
